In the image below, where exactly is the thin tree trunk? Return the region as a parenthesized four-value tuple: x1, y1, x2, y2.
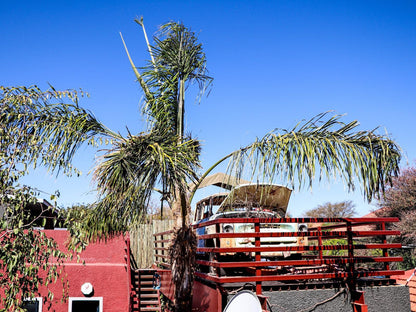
(178, 79, 185, 140)
(172, 189, 189, 228)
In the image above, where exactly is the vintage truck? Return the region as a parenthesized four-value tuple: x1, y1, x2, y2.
(192, 178, 308, 261)
(150, 174, 406, 312)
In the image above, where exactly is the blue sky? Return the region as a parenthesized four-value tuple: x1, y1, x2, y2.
(2, 1, 415, 216)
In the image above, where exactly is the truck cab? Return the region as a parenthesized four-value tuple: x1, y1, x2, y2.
(193, 182, 307, 260)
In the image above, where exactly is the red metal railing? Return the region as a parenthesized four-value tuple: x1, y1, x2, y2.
(154, 217, 404, 296)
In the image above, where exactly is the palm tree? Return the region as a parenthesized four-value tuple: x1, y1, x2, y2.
(2, 20, 401, 312)
(119, 20, 213, 310)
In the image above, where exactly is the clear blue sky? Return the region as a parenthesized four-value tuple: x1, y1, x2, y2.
(2, 0, 415, 216)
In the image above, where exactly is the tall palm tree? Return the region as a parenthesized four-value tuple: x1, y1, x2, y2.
(119, 20, 213, 310)
(2, 20, 401, 312)
(117, 20, 402, 311)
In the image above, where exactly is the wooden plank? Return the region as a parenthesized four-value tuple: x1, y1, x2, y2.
(197, 230, 400, 240)
(195, 270, 405, 284)
(196, 243, 402, 253)
(197, 257, 403, 268)
(193, 217, 399, 228)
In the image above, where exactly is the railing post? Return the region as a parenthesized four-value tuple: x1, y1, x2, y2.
(255, 221, 261, 295)
(318, 226, 323, 261)
(381, 222, 390, 271)
(154, 233, 158, 264)
(352, 290, 368, 312)
(215, 222, 221, 277)
(161, 233, 164, 260)
(347, 221, 355, 290)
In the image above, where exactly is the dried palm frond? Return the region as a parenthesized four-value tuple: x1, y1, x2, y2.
(169, 226, 197, 311)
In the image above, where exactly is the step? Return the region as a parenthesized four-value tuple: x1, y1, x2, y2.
(140, 300, 159, 305)
(133, 286, 158, 292)
(134, 280, 153, 286)
(140, 294, 159, 299)
(140, 307, 161, 312)
(140, 274, 155, 279)
(140, 281, 154, 286)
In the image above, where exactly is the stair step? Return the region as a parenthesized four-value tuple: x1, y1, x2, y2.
(133, 286, 157, 292)
(140, 281, 154, 286)
(140, 293, 159, 299)
(134, 280, 154, 286)
(140, 309, 161, 312)
(140, 300, 159, 305)
(140, 274, 155, 279)
(138, 272, 156, 276)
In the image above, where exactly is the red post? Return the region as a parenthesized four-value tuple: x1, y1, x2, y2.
(381, 222, 390, 271)
(125, 234, 132, 312)
(161, 233, 164, 259)
(215, 223, 221, 276)
(347, 221, 354, 278)
(352, 290, 368, 312)
(318, 226, 323, 261)
(255, 221, 261, 295)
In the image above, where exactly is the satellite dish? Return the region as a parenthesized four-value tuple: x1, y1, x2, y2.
(223, 290, 262, 312)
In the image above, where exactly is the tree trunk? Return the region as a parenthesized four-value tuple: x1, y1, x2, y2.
(172, 189, 190, 228)
(177, 78, 185, 140)
(170, 225, 197, 312)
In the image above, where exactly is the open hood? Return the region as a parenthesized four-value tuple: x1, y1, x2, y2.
(218, 184, 292, 214)
(192, 172, 250, 191)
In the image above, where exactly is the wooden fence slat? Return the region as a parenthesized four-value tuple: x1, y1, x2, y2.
(129, 220, 174, 268)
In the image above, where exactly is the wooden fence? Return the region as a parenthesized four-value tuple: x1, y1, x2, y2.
(129, 220, 174, 268)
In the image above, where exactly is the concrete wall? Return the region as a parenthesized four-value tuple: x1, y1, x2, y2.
(264, 285, 411, 312)
(392, 269, 416, 311)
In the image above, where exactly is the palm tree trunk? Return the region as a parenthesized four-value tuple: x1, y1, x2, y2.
(178, 79, 185, 140)
(170, 225, 197, 312)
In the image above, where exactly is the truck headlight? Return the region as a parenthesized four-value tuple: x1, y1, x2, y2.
(298, 224, 308, 232)
(223, 224, 234, 233)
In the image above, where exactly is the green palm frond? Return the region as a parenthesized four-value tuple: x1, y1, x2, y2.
(123, 21, 212, 135)
(93, 129, 201, 221)
(0, 85, 116, 176)
(200, 113, 400, 202)
(153, 22, 211, 83)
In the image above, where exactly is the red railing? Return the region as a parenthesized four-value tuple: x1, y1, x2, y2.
(154, 217, 404, 296)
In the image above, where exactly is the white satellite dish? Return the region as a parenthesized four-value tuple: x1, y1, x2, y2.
(223, 290, 262, 312)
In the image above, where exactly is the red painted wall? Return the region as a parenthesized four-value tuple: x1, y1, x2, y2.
(192, 280, 222, 312)
(31, 230, 131, 312)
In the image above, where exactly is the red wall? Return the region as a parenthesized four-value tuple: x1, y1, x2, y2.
(35, 230, 131, 312)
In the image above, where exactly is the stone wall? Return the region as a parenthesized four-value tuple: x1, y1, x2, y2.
(263, 285, 410, 312)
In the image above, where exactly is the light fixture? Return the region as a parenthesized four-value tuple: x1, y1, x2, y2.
(81, 282, 94, 296)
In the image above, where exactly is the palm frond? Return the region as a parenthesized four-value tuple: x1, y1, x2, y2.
(0, 85, 116, 176)
(123, 21, 212, 134)
(93, 129, 201, 221)
(222, 113, 400, 202)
